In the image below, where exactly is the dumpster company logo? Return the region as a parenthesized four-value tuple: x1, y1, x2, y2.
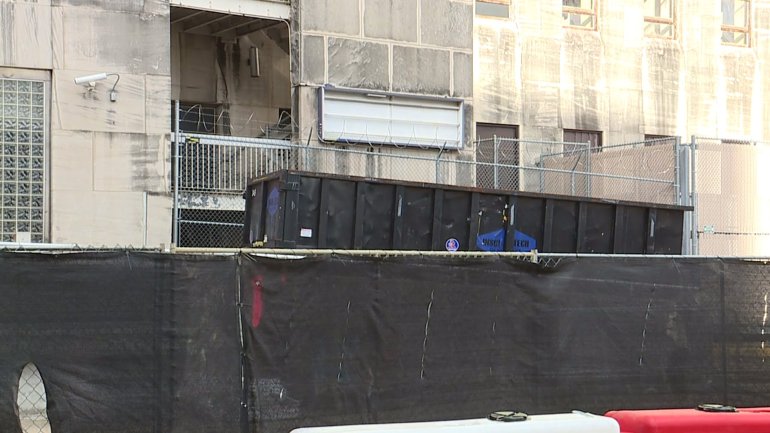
(513, 230, 537, 252)
(445, 238, 460, 252)
(476, 229, 505, 252)
(267, 187, 280, 216)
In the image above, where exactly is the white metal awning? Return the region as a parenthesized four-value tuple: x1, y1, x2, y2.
(319, 87, 465, 150)
(170, 0, 290, 22)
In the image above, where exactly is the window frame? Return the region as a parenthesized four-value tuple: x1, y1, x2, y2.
(643, 0, 676, 39)
(475, 0, 510, 19)
(475, 123, 520, 191)
(721, 0, 751, 47)
(0, 69, 50, 243)
(563, 129, 602, 154)
(562, 0, 598, 31)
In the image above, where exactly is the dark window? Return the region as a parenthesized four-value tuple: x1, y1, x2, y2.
(564, 129, 602, 154)
(476, 123, 519, 191)
(476, 0, 510, 18)
(644, 134, 677, 146)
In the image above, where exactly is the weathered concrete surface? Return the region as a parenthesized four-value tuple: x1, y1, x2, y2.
(52, 0, 168, 16)
(172, 31, 216, 102)
(0, 0, 53, 69)
(474, 0, 770, 143)
(51, 190, 147, 246)
(475, 25, 520, 125)
(60, 6, 169, 75)
(301, 0, 360, 35)
(145, 74, 172, 135)
(452, 52, 472, 97)
(53, 70, 147, 133)
(302, 35, 325, 84)
(392, 46, 450, 95)
(50, 129, 94, 192)
(642, 41, 681, 135)
(364, 0, 418, 42)
(420, 0, 472, 49)
(92, 133, 168, 193)
(328, 38, 389, 90)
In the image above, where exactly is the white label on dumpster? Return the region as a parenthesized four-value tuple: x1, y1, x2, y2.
(300, 228, 313, 238)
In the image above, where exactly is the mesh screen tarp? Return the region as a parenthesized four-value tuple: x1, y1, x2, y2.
(2, 252, 770, 433)
(0, 252, 241, 433)
(240, 255, 770, 433)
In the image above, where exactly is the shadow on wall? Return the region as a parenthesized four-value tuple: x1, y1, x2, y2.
(16, 363, 50, 433)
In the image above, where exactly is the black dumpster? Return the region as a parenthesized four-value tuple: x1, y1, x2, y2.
(243, 170, 690, 254)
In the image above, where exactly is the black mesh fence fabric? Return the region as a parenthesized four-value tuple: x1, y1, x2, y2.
(2, 252, 770, 433)
(240, 255, 770, 433)
(0, 252, 241, 433)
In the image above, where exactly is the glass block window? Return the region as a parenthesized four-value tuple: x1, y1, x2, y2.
(1, 78, 46, 243)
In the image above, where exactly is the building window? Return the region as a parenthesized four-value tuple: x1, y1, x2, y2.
(563, 129, 602, 153)
(1, 78, 46, 243)
(644, 0, 675, 38)
(563, 0, 596, 30)
(476, 123, 519, 191)
(644, 134, 677, 146)
(476, 0, 509, 18)
(722, 0, 750, 46)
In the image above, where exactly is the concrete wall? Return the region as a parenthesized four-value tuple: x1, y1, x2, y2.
(171, 24, 291, 136)
(0, 0, 171, 246)
(474, 0, 770, 144)
(294, 0, 474, 180)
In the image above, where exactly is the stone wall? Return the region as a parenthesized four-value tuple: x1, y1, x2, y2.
(294, 0, 474, 159)
(474, 0, 770, 144)
(0, 0, 171, 246)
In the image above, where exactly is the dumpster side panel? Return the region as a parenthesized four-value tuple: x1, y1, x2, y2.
(399, 187, 434, 251)
(579, 202, 615, 253)
(324, 179, 357, 249)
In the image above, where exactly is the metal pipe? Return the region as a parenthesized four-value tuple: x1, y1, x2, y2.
(171, 246, 539, 259)
(493, 135, 499, 189)
(690, 135, 699, 255)
(169, 247, 770, 261)
(173, 100, 181, 246)
(674, 137, 681, 206)
(585, 141, 592, 197)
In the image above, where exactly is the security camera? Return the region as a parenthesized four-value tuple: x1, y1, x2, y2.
(74, 73, 109, 85)
(73, 73, 120, 102)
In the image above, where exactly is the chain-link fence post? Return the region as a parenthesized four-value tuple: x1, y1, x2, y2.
(690, 135, 699, 255)
(538, 152, 545, 194)
(585, 141, 592, 198)
(493, 135, 499, 189)
(173, 100, 181, 247)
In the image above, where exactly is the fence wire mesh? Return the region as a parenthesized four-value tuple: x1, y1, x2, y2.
(16, 363, 50, 433)
(693, 137, 770, 256)
(173, 132, 681, 248)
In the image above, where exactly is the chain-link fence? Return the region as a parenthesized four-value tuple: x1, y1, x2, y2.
(478, 136, 679, 204)
(172, 130, 682, 248)
(16, 363, 50, 433)
(692, 136, 770, 256)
